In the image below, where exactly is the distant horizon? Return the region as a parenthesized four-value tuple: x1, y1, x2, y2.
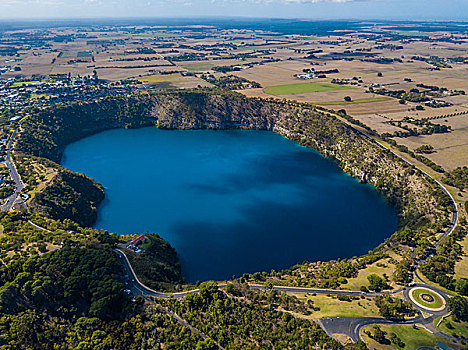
(0, 16, 467, 22)
(0, 0, 467, 21)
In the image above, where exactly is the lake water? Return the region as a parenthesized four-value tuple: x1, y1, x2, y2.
(62, 127, 398, 282)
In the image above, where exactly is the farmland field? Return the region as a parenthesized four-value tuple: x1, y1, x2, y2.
(264, 82, 354, 95)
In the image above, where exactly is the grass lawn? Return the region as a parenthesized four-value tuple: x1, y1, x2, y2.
(343, 256, 397, 291)
(362, 324, 463, 350)
(292, 293, 380, 318)
(264, 82, 353, 95)
(435, 315, 468, 340)
(410, 288, 444, 309)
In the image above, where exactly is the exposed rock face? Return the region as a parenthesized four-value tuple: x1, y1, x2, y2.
(16, 90, 450, 229)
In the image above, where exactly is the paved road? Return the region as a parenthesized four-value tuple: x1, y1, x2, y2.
(317, 314, 435, 343)
(1, 117, 27, 212)
(116, 246, 456, 344)
(115, 248, 402, 300)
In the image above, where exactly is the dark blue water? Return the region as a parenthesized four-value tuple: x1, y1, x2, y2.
(62, 128, 398, 282)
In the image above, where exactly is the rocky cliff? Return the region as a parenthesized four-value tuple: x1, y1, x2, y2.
(16, 89, 451, 235)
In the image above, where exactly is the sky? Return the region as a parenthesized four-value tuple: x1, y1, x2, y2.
(0, 0, 467, 20)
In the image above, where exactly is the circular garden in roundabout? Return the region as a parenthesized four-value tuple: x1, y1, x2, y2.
(409, 287, 446, 311)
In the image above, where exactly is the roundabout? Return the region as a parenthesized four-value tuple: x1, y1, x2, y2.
(409, 287, 446, 312)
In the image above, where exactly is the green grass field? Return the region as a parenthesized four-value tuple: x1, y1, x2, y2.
(77, 51, 93, 57)
(393, 31, 433, 37)
(362, 324, 461, 350)
(11, 81, 41, 87)
(293, 294, 380, 318)
(342, 257, 396, 291)
(411, 288, 444, 309)
(264, 83, 353, 95)
(436, 315, 468, 340)
(182, 63, 214, 72)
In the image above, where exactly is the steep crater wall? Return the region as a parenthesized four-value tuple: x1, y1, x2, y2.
(15, 90, 450, 235)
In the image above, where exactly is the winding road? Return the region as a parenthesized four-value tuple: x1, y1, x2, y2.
(1, 108, 460, 346)
(115, 248, 456, 344)
(1, 117, 27, 212)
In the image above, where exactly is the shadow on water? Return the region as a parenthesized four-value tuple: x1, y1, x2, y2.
(186, 149, 335, 196)
(62, 128, 398, 282)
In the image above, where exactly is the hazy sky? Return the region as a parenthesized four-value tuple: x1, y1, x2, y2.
(0, 0, 467, 20)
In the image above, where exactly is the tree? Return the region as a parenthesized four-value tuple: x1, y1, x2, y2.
(390, 332, 405, 347)
(344, 96, 352, 102)
(455, 278, 468, 296)
(195, 339, 217, 350)
(375, 294, 415, 321)
(199, 281, 219, 301)
(447, 296, 468, 321)
(367, 274, 388, 292)
(371, 325, 389, 344)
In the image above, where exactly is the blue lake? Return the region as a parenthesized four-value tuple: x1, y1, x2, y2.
(62, 128, 398, 282)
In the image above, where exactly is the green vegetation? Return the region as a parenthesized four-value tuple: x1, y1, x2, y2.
(437, 315, 468, 341)
(0, 245, 126, 319)
(363, 324, 457, 350)
(4, 88, 457, 349)
(77, 51, 93, 57)
(225, 39, 255, 44)
(443, 166, 468, 191)
(297, 293, 380, 318)
(367, 273, 389, 292)
(123, 233, 184, 291)
(369, 86, 452, 107)
(447, 296, 468, 322)
(11, 81, 42, 88)
(410, 288, 444, 309)
(0, 210, 232, 349)
(420, 226, 468, 295)
(415, 144, 434, 154)
(30, 170, 105, 227)
(164, 281, 342, 349)
(201, 74, 261, 90)
(14, 90, 452, 294)
(264, 83, 353, 95)
(374, 294, 415, 320)
(393, 255, 414, 284)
